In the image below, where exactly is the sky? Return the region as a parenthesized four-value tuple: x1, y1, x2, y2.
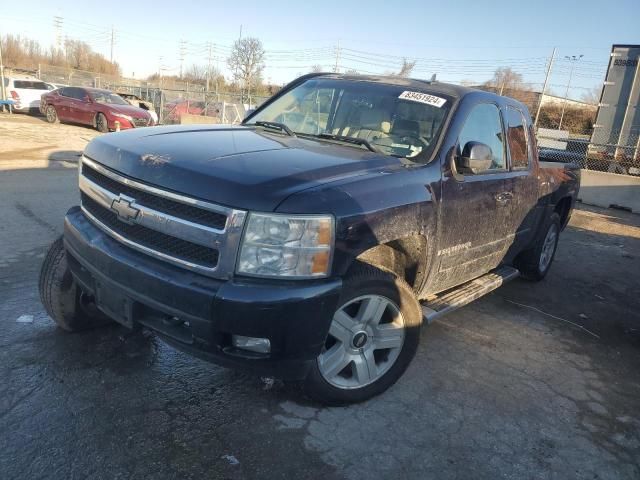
(3, 0, 639, 99)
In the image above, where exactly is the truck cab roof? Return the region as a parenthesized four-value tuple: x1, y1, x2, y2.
(305, 73, 529, 113)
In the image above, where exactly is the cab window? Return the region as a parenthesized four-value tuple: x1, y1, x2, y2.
(458, 103, 506, 171)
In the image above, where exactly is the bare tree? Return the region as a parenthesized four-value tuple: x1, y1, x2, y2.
(184, 64, 207, 84)
(483, 67, 524, 94)
(65, 39, 91, 70)
(311, 64, 323, 73)
(1, 34, 118, 74)
(344, 69, 359, 75)
(227, 37, 265, 100)
(395, 58, 416, 77)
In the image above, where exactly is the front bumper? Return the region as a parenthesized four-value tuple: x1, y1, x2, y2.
(64, 206, 342, 380)
(108, 117, 155, 130)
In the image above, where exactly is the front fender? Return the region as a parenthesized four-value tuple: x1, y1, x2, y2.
(276, 163, 440, 277)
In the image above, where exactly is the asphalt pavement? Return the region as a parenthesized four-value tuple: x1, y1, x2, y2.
(1, 146, 639, 479)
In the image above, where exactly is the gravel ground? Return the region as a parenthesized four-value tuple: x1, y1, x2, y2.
(1, 116, 639, 479)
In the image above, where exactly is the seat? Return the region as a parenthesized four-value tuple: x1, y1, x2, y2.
(351, 108, 391, 141)
(391, 119, 421, 139)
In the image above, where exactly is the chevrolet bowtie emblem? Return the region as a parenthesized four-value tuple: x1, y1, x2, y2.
(110, 194, 140, 224)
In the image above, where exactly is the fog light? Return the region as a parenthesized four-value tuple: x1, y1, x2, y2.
(231, 335, 271, 353)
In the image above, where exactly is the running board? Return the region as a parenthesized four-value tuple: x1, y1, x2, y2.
(421, 266, 519, 323)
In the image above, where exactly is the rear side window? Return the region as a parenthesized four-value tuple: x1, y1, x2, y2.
(61, 87, 85, 100)
(506, 107, 529, 170)
(14, 81, 49, 90)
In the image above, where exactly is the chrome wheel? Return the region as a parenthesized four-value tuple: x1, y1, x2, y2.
(539, 224, 558, 272)
(318, 294, 405, 389)
(46, 106, 57, 123)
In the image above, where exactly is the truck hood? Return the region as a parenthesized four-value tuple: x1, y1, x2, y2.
(83, 125, 405, 211)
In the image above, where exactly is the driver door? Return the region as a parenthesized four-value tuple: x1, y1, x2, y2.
(431, 102, 514, 293)
(69, 89, 93, 125)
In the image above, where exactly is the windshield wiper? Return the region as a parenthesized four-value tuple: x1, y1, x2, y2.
(315, 133, 378, 153)
(252, 121, 296, 137)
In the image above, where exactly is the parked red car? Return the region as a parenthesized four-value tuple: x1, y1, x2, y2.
(41, 87, 156, 132)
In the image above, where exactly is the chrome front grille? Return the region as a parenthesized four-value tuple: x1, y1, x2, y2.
(82, 164, 227, 229)
(78, 156, 247, 277)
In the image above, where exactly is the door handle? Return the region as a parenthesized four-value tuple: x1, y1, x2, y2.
(495, 192, 513, 204)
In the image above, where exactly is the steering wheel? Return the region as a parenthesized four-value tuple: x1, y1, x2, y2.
(398, 134, 429, 149)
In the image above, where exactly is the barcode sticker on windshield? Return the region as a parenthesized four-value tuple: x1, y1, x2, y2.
(398, 91, 447, 108)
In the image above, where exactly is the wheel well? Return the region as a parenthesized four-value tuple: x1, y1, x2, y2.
(353, 235, 428, 292)
(554, 197, 572, 229)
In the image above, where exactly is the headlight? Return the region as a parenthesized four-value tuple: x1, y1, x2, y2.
(110, 111, 133, 121)
(237, 213, 334, 278)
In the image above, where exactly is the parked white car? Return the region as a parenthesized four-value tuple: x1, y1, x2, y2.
(2, 77, 54, 113)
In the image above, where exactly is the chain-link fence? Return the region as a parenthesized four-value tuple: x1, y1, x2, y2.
(537, 128, 640, 177)
(27, 64, 269, 125)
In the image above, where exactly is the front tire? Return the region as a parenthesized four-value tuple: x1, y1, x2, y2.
(96, 112, 109, 133)
(39, 236, 112, 332)
(516, 212, 561, 281)
(303, 263, 423, 405)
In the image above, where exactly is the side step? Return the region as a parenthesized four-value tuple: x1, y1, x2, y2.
(421, 266, 519, 323)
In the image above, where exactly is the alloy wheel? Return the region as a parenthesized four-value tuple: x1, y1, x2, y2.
(46, 106, 56, 123)
(539, 224, 558, 272)
(318, 294, 405, 389)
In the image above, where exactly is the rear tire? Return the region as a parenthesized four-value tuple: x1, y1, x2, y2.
(303, 263, 423, 405)
(45, 105, 58, 124)
(39, 236, 112, 332)
(96, 113, 109, 133)
(516, 212, 561, 281)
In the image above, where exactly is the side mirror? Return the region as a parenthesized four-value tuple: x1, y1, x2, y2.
(83, 95, 92, 103)
(456, 141, 493, 174)
(244, 108, 256, 120)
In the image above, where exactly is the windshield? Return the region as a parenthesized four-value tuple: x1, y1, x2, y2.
(248, 78, 451, 160)
(90, 91, 129, 106)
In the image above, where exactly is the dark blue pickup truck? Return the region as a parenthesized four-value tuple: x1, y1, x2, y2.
(40, 74, 579, 404)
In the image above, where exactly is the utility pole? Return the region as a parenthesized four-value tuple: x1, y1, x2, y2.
(215, 43, 219, 101)
(206, 42, 213, 92)
(179, 40, 187, 79)
(333, 40, 341, 73)
(158, 56, 163, 90)
(110, 25, 115, 64)
(0, 32, 7, 106)
(53, 16, 63, 50)
(558, 54, 583, 130)
(534, 47, 556, 127)
(158, 56, 164, 123)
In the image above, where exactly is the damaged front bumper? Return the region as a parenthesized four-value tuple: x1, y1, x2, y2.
(63, 206, 342, 380)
